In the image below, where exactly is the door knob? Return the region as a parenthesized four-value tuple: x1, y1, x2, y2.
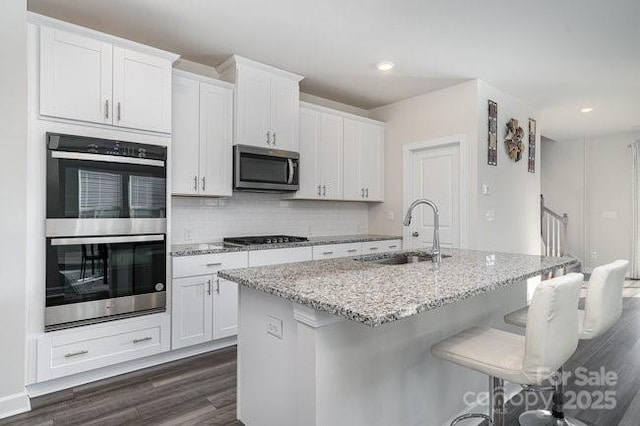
(412, 231, 420, 237)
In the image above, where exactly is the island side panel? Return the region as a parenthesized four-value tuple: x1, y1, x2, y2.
(238, 280, 527, 426)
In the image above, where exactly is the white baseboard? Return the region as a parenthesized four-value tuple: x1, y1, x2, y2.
(27, 336, 236, 397)
(0, 390, 31, 420)
(439, 382, 521, 426)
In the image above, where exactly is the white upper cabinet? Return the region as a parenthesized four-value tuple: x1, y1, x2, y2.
(112, 47, 172, 133)
(172, 75, 201, 195)
(343, 118, 385, 202)
(295, 105, 343, 200)
(40, 27, 113, 125)
(171, 70, 233, 197)
(218, 55, 303, 151)
(39, 23, 177, 133)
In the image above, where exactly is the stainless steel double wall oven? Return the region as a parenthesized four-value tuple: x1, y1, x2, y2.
(45, 133, 167, 330)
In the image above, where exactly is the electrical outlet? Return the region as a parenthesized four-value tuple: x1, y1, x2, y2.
(267, 315, 283, 339)
(387, 210, 394, 221)
(485, 209, 496, 222)
(591, 251, 598, 260)
(183, 228, 192, 241)
(482, 184, 492, 195)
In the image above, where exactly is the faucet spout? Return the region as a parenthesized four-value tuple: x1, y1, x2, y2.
(402, 199, 441, 264)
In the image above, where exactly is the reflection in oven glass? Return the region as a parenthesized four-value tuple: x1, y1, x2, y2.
(129, 175, 166, 218)
(59, 244, 110, 299)
(76, 169, 123, 218)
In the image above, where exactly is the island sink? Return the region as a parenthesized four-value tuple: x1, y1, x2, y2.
(358, 251, 452, 265)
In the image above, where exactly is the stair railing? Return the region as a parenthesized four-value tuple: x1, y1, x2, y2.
(540, 195, 568, 257)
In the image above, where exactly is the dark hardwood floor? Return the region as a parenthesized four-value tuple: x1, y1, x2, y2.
(0, 346, 240, 426)
(3, 282, 640, 425)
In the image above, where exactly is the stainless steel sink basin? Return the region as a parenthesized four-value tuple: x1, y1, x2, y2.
(360, 252, 451, 265)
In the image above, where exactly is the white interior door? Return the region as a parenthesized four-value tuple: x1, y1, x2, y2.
(407, 143, 460, 250)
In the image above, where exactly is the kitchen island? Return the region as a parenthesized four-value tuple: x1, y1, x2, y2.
(219, 249, 579, 426)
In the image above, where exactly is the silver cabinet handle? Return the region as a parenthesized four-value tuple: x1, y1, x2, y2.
(206, 262, 223, 267)
(272, 132, 276, 145)
(322, 251, 334, 255)
(347, 249, 359, 253)
(369, 247, 379, 251)
(202, 176, 206, 191)
(117, 102, 121, 121)
(105, 99, 109, 119)
(287, 159, 294, 184)
(388, 245, 398, 249)
(65, 350, 88, 358)
(133, 337, 153, 344)
(193, 176, 198, 191)
(361, 188, 365, 198)
(266, 131, 271, 145)
(216, 278, 220, 295)
(366, 188, 369, 198)
(322, 185, 326, 196)
(318, 185, 322, 196)
(207, 279, 212, 295)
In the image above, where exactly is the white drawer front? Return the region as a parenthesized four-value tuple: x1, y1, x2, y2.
(312, 243, 362, 260)
(248, 247, 313, 267)
(172, 251, 249, 278)
(37, 314, 170, 382)
(361, 239, 403, 254)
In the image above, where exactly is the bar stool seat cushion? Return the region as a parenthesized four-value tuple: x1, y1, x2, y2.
(432, 327, 531, 384)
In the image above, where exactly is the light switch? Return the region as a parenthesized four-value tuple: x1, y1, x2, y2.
(485, 209, 496, 222)
(482, 184, 492, 195)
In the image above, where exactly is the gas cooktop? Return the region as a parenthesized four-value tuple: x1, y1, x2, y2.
(223, 235, 308, 246)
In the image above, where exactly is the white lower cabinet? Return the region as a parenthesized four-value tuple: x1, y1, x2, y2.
(312, 243, 362, 260)
(361, 239, 403, 254)
(37, 314, 170, 382)
(248, 246, 313, 267)
(171, 252, 248, 350)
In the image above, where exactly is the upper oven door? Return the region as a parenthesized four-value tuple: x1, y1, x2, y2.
(46, 134, 167, 237)
(234, 145, 299, 192)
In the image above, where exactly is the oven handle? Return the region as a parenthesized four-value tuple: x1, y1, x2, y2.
(51, 234, 165, 246)
(51, 151, 165, 167)
(287, 159, 294, 185)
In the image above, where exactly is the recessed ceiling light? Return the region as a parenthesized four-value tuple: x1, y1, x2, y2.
(376, 61, 395, 71)
(580, 107, 594, 113)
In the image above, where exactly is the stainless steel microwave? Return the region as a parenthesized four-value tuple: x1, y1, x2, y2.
(233, 145, 299, 192)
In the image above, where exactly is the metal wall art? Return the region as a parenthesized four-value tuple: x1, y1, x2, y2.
(528, 118, 537, 173)
(505, 118, 525, 161)
(487, 100, 498, 166)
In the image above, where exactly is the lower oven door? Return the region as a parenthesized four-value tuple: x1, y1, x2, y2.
(45, 234, 167, 330)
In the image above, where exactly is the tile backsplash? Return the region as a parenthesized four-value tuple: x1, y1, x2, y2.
(171, 192, 369, 244)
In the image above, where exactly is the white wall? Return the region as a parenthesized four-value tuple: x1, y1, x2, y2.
(367, 80, 479, 237)
(0, 0, 30, 418)
(542, 132, 634, 270)
(172, 193, 369, 244)
(475, 81, 541, 255)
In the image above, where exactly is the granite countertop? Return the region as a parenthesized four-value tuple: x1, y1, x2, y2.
(218, 248, 580, 327)
(170, 234, 402, 257)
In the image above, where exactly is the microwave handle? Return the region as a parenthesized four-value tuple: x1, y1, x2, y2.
(51, 234, 165, 246)
(287, 159, 294, 184)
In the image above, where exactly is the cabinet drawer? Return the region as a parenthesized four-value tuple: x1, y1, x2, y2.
(312, 243, 362, 260)
(248, 247, 313, 267)
(172, 251, 249, 278)
(37, 314, 170, 381)
(361, 239, 403, 253)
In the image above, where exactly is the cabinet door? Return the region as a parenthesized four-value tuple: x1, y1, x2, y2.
(297, 108, 321, 199)
(360, 123, 384, 201)
(113, 47, 172, 133)
(235, 67, 271, 147)
(318, 113, 344, 199)
(270, 75, 300, 151)
(171, 75, 200, 195)
(342, 118, 364, 201)
(199, 82, 233, 197)
(40, 27, 112, 125)
(171, 276, 213, 349)
(213, 277, 238, 339)
(248, 247, 313, 267)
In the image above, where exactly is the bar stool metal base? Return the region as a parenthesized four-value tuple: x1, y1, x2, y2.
(519, 409, 589, 426)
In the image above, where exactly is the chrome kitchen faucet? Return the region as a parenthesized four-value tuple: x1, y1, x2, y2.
(403, 199, 441, 265)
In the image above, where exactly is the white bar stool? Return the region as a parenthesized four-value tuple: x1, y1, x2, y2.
(432, 273, 584, 426)
(504, 260, 629, 426)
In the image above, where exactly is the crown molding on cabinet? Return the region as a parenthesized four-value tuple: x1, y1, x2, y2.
(217, 54, 304, 82)
(27, 12, 180, 63)
(172, 68, 235, 90)
(300, 101, 385, 127)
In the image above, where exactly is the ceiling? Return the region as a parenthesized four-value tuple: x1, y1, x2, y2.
(28, 0, 640, 141)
